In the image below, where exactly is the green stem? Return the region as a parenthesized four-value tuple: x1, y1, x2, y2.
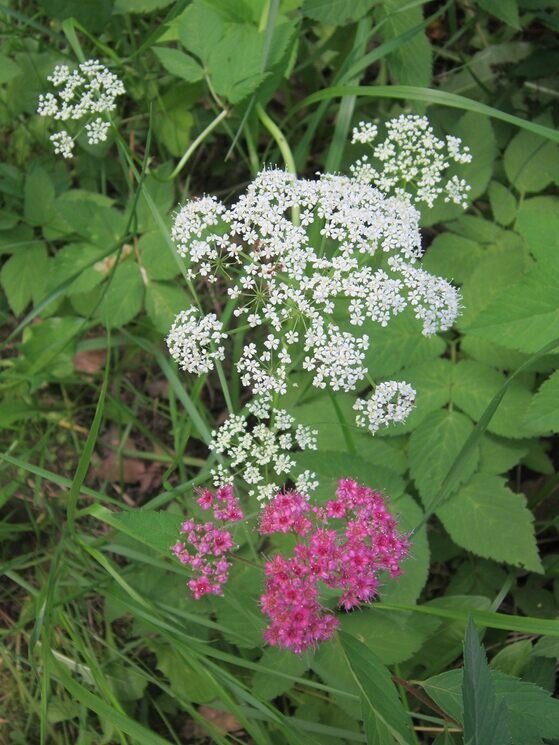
(255, 102, 297, 176)
(167, 107, 229, 181)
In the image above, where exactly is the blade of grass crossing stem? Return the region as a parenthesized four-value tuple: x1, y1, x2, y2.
(415, 336, 559, 530)
(67, 341, 111, 532)
(296, 86, 559, 143)
(50, 656, 175, 745)
(377, 601, 559, 636)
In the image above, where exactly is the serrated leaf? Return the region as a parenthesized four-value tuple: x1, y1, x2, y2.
(488, 181, 517, 227)
(504, 128, 559, 194)
(408, 409, 479, 509)
(423, 668, 559, 745)
(436, 473, 542, 572)
(451, 360, 533, 439)
(302, 0, 377, 24)
(422, 233, 484, 284)
(97, 261, 145, 328)
(515, 196, 559, 267)
(145, 281, 189, 333)
(523, 369, 559, 433)
(139, 230, 182, 281)
(463, 619, 512, 745)
(339, 632, 415, 745)
(1, 243, 48, 314)
(153, 47, 203, 82)
(208, 24, 267, 103)
(467, 264, 559, 353)
(252, 648, 309, 700)
(24, 167, 55, 227)
(454, 112, 496, 200)
(477, 0, 520, 27)
(96, 507, 182, 555)
(376, 0, 431, 87)
(478, 434, 528, 474)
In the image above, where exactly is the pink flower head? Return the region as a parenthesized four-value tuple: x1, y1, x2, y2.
(258, 479, 409, 653)
(172, 486, 244, 599)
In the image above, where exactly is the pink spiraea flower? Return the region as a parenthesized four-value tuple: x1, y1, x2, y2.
(171, 485, 244, 599)
(259, 479, 409, 654)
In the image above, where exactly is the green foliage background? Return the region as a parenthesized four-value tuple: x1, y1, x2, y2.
(1, 0, 559, 743)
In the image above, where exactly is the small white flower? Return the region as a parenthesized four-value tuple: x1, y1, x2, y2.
(49, 131, 74, 159)
(351, 121, 378, 144)
(85, 117, 110, 145)
(354, 381, 416, 434)
(166, 307, 226, 375)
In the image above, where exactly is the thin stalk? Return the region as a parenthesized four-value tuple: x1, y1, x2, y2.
(166, 107, 229, 181)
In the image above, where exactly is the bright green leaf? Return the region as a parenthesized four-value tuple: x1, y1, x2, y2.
(153, 47, 204, 82)
(523, 369, 559, 433)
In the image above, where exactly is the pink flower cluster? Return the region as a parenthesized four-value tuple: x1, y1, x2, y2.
(259, 479, 409, 653)
(171, 485, 244, 599)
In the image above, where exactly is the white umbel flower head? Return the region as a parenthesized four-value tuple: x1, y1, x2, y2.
(166, 307, 226, 375)
(49, 130, 74, 159)
(354, 381, 416, 434)
(350, 114, 472, 207)
(38, 59, 125, 157)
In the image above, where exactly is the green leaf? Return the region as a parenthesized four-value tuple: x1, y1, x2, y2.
(139, 230, 182, 281)
(504, 128, 559, 193)
(0, 53, 21, 85)
(145, 281, 189, 333)
(376, 0, 431, 87)
(467, 264, 559, 353)
(45, 242, 107, 296)
(339, 632, 415, 745)
(252, 648, 309, 701)
(423, 668, 559, 745)
(523, 369, 559, 433)
(478, 434, 528, 474)
(135, 170, 174, 233)
(153, 47, 204, 82)
(18, 316, 84, 378)
(38, 0, 113, 31)
(515, 196, 559, 266)
(24, 167, 55, 227)
(451, 360, 533, 439)
(208, 25, 268, 103)
(92, 506, 182, 555)
(490, 641, 533, 678)
(463, 619, 512, 745)
(114, 0, 174, 13)
(53, 191, 124, 246)
(454, 112, 496, 200)
(98, 261, 145, 328)
(178, 1, 226, 64)
(436, 473, 542, 572)
(408, 409, 479, 509)
(1, 243, 48, 314)
(152, 642, 218, 703)
(422, 233, 484, 285)
(476, 0, 520, 27)
(341, 608, 439, 665)
(302, 0, 377, 25)
(363, 308, 446, 378)
(488, 182, 517, 227)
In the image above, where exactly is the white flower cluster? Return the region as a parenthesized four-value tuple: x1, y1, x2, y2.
(350, 115, 472, 207)
(166, 307, 226, 374)
(354, 381, 416, 434)
(37, 59, 125, 158)
(170, 156, 461, 397)
(210, 407, 318, 502)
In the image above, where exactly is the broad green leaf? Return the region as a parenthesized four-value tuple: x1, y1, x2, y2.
(490, 641, 533, 678)
(463, 619, 512, 745)
(467, 264, 559, 353)
(18, 316, 84, 378)
(135, 170, 174, 233)
(302, 0, 377, 24)
(488, 182, 517, 227)
(363, 308, 446, 378)
(341, 608, 439, 665)
(376, 0, 431, 87)
(436, 473, 542, 572)
(45, 242, 108, 296)
(532, 636, 559, 659)
(408, 409, 479, 508)
(114, 0, 174, 12)
(523, 369, 559, 433)
(152, 642, 218, 703)
(478, 434, 528, 474)
(153, 85, 195, 157)
(98, 261, 145, 328)
(1, 243, 48, 314)
(94, 507, 182, 555)
(454, 112, 496, 200)
(451, 360, 533, 439)
(153, 47, 203, 82)
(252, 648, 309, 701)
(294, 450, 405, 499)
(139, 230, 182, 280)
(448, 214, 505, 244)
(422, 233, 484, 285)
(53, 191, 124, 246)
(24, 167, 55, 227)
(477, 0, 520, 27)
(457, 242, 531, 330)
(423, 668, 559, 745)
(0, 53, 21, 84)
(212, 565, 265, 648)
(145, 281, 189, 333)
(208, 25, 267, 103)
(39, 0, 113, 31)
(339, 632, 415, 745)
(504, 128, 559, 193)
(381, 494, 430, 604)
(515, 196, 559, 266)
(178, 0, 226, 64)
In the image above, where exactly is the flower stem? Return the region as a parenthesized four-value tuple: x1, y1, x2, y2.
(167, 107, 229, 181)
